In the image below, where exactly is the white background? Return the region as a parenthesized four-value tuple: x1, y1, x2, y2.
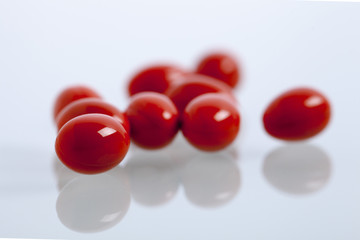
(0, 0, 359, 239)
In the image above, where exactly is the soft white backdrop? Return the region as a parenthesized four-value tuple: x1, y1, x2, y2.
(0, 0, 359, 239)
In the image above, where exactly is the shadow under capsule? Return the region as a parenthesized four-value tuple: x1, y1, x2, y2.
(263, 144, 332, 195)
(55, 166, 131, 233)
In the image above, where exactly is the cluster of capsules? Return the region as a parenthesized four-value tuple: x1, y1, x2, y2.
(54, 52, 331, 175)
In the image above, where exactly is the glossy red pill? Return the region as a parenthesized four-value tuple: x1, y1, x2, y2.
(55, 114, 130, 174)
(263, 87, 331, 141)
(56, 98, 129, 133)
(182, 93, 240, 151)
(53, 85, 101, 120)
(166, 74, 235, 114)
(126, 92, 179, 149)
(196, 52, 240, 88)
(128, 65, 185, 96)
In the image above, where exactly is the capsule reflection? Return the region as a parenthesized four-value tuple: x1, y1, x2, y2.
(56, 167, 130, 233)
(263, 144, 331, 195)
(182, 151, 241, 208)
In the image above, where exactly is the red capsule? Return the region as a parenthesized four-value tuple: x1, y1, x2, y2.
(53, 85, 101, 120)
(196, 52, 240, 88)
(56, 98, 129, 133)
(128, 65, 185, 96)
(55, 114, 130, 174)
(126, 92, 179, 149)
(182, 93, 240, 151)
(166, 74, 235, 114)
(263, 87, 331, 141)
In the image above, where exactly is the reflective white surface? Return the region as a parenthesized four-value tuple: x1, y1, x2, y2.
(0, 0, 359, 239)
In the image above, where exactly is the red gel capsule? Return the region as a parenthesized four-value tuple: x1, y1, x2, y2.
(56, 98, 129, 133)
(55, 114, 130, 174)
(166, 74, 235, 114)
(196, 52, 240, 88)
(263, 87, 331, 141)
(53, 85, 101, 120)
(182, 93, 240, 151)
(128, 65, 185, 96)
(126, 92, 179, 149)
